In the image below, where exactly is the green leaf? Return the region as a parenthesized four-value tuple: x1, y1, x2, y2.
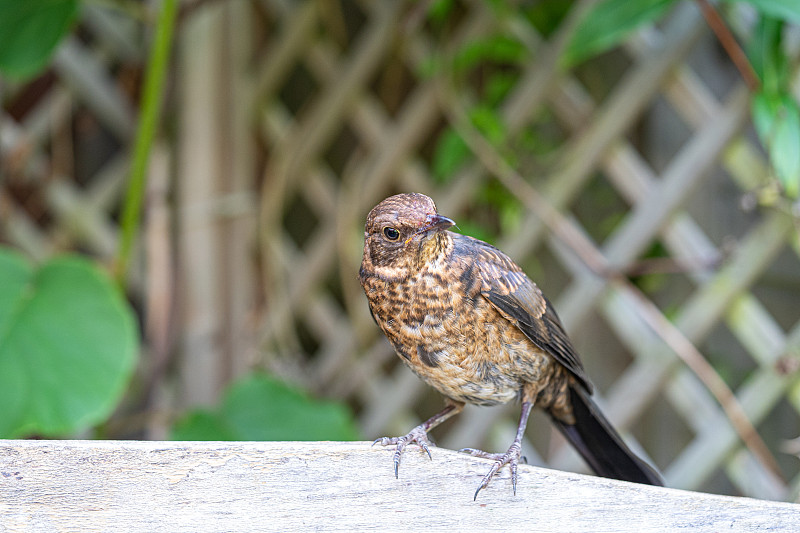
(525, 0, 572, 38)
(752, 92, 775, 140)
(171, 373, 359, 441)
(747, 16, 787, 94)
(724, 0, 800, 24)
(453, 35, 526, 72)
(432, 128, 471, 183)
(171, 411, 237, 441)
(563, 0, 676, 67)
(752, 91, 800, 197)
(469, 105, 506, 145)
(485, 72, 517, 106)
(428, 0, 456, 26)
(0, 0, 79, 79)
(0, 248, 138, 437)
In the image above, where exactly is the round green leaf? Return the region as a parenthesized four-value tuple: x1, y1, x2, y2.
(171, 411, 238, 441)
(0, 249, 138, 437)
(223, 374, 359, 441)
(0, 0, 79, 79)
(171, 373, 359, 441)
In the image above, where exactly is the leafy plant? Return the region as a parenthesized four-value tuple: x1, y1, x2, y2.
(0, 0, 79, 80)
(564, 0, 800, 197)
(0, 247, 138, 437)
(749, 16, 800, 197)
(0, 0, 178, 284)
(171, 373, 359, 441)
(431, 0, 800, 199)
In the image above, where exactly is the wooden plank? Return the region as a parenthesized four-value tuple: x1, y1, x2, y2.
(1, 441, 798, 532)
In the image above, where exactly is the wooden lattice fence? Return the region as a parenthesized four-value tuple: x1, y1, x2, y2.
(1, 0, 800, 503)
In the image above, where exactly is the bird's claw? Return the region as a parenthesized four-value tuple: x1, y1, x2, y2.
(460, 443, 523, 500)
(373, 424, 434, 478)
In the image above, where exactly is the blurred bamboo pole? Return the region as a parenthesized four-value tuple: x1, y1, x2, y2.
(176, 3, 226, 407)
(219, 0, 257, 382)
(175, 1, 258, 409)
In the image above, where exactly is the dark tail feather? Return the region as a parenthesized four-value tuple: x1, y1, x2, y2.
(550, 385, 664, 486)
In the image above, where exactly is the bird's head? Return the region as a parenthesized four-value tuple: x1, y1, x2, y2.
(361, 193, 456, 280)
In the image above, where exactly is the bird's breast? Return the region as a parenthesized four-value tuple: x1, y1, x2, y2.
(364, 267, 543, 406)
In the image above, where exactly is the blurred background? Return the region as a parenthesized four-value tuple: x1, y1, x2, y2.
(1, 0, 800, 502)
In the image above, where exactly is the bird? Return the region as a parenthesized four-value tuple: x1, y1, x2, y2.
(359, 192, 663, 499)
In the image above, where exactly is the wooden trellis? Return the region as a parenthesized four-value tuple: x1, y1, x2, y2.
(1, 0, 799, 503)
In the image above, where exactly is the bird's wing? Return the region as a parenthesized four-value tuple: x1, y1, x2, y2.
(461, 236, 593, 392)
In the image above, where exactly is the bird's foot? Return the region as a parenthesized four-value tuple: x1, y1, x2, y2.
(460, 442, 523, 500)
(373, 424, 434, 478)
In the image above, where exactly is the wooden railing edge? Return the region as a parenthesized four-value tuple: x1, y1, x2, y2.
(1, 440, 798, 531)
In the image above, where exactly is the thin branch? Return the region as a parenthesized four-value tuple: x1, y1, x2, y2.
(622, 281, 783, 479)
(695, 0, 760, 92)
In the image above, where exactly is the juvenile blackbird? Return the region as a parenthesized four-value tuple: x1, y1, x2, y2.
(359, 193, 662, 499)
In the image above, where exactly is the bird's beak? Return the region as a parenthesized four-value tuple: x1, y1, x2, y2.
(406, 213, 456, 244)
(422, 213, 456, 233)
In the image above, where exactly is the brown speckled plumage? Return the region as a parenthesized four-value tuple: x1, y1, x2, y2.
(360, 193, 662, 499)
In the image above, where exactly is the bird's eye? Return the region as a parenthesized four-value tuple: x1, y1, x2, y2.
(383, 227, 400, 241)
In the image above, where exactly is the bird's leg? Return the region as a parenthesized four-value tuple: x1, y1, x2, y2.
(373, 400, 464, 478)
(460, 400, 534, 500)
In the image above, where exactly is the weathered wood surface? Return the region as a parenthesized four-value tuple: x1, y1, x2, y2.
(1, 440, 797, 532)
